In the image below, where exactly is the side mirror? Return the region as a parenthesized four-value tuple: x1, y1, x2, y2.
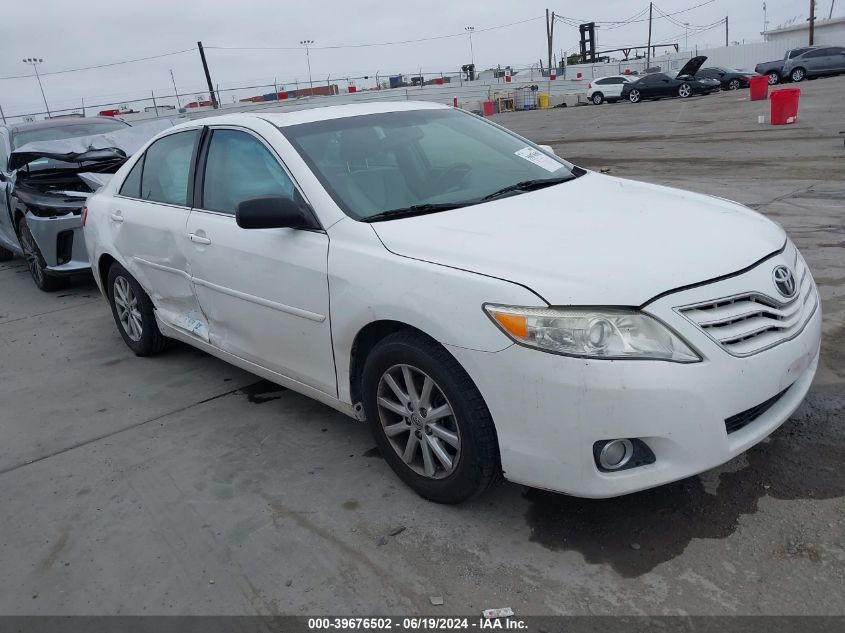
(538, 144, 556, 156)
(236, 195, 315, 230)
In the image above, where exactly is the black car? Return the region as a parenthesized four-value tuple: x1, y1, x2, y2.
(620, 56, 720, 103)
(695, 66, 759, 90)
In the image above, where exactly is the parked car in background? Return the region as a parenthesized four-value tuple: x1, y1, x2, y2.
(0, 117, 175, 290)
(621, 56, 719, 103)
(754, 46, 818, 84)
(783, 45, 845, 82)
(85, 103, 820, 504)
(695, 67, 758, 90)
(587, 75, 636, 104)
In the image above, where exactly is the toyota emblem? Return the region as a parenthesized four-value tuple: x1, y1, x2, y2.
(772, 265, 797, 298)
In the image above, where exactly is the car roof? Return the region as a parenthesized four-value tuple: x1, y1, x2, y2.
(3, 116, 128, 135)
(164, 101, 452, 133)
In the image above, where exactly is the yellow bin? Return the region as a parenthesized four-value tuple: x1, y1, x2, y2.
(538, 93, 550, 109)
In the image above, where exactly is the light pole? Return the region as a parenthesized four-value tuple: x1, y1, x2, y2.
(300, 40, 315, 95)
(22, 57, 51, 118)
(170, 69, 182, 109)
(464, 26, 475, 66)
(684, 23, 690, 49)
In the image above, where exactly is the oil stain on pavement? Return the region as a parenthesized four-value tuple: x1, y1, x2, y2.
(237, 380, 287, 404)
(523, 385, 845, 578)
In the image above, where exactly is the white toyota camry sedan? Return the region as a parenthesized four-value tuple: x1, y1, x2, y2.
(83, 102, 821, 504)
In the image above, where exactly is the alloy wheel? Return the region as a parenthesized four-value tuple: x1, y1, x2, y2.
(592, 93, 603, 105)
(728, 79, 741, 90)
(113, 276, 143, 342)
(791, 68, 805, 82)
(376, 364, 461, 479)
(629, 90, 640, 103)
(679, 84, 692, 98)
(767, 72, 779, 85)
(18, 220, 44, 287)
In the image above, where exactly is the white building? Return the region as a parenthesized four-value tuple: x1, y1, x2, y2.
(762, 15, 845, 46)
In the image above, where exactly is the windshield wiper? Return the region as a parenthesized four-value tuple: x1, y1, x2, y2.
(361, 202, 470, 223)
(480, 176, 575, 202)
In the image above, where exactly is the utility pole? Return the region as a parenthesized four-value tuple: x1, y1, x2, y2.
(196, 42, 218, 108)
(809, 0, 816, 44)
(830, 0, 836, 19)
(170, 69, 181, 109)
(301, 40, 315, 95)
(546, 9, 555, 77)
(646, 2, 653, 69)
(465, 27, 475, 66)
(22, 58, 51, 118)
(725, 15, 729, 46)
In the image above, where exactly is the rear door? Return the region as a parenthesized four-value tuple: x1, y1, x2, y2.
(184, 125, 337, 395)
(801, 48, 832, 75)
(828, 47, 845, 72)
(108, 129, 208, 339)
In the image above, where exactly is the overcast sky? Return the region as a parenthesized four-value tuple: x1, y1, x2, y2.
(0, 0, 833, 117)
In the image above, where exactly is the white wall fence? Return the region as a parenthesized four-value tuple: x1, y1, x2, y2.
(562, 37, 809, 80)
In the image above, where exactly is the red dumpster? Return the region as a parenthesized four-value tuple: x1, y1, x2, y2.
(482, 100, 494, 117)
(770, 88, 800, 125)
(749, 75, 769, 101)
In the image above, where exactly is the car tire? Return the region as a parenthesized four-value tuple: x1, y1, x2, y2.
(767, 71, 780, 85)
(728, 79, 741, 90)
(628, 89, 641, 103)
(591, 92, 604, 105)
(0, 245, 13, 262)
(361, 330, 501, 504)
(790, 67, 806, 82)
(678, 83, 693, 98)
(17, 215, 66, 292)
(106, 262, 169, 357)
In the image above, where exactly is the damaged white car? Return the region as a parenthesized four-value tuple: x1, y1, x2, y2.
(0, 117, 176, 290)
(83, 103, 821, 503)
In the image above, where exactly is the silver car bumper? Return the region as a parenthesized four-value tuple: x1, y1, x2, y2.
(25, 211, 90, 275)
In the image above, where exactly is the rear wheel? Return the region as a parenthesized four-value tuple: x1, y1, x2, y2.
(790, 67, 806, 82)
(591, 92, 604, 105)
(728, 78, 741, 90)
(17, 215, 66, 292)
(106, 262, 169, 356)
(767, 71, 780, 85)
(362, 330, 500, 504)
(628, 89, 641, 103)
(678, 83, 693, 98)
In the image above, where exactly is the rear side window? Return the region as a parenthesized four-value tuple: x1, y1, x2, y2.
(140, 130, 198, 206)
(119, 156, 143, 198)
(200, 129, 295, 215)
(804, 49, 828, 58)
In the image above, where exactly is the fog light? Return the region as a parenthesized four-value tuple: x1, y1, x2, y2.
(598, 439, 633, 470)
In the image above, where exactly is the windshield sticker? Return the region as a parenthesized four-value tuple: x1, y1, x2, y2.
(514, 147, 562, 173)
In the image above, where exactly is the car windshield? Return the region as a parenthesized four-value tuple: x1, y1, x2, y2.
(280, 108, 578, 221)
(12, 120, 129, 172)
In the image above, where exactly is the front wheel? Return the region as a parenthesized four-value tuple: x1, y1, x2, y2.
(17, 215, 66, 292)
(678, 83, 693, 98)
(362, 330, 500, 504)
(106, 262, 169, 356)
(628, 89, 641, 103)
(790, 67, 806, 82)
(591, 92, 604, 105)
(728, 78, 741, 90)
(767, 71, 780, 85)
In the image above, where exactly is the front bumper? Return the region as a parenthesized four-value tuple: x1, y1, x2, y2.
(25, 211, 90, 275)
(448, 249, 822, 498)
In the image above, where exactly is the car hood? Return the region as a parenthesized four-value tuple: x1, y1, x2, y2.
(676, 55, 708, 78)
(9, 118, 179, 171)
(370, 172, 786, 306)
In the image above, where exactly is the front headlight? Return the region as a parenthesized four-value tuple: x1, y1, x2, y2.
(484, 305, 701, 362)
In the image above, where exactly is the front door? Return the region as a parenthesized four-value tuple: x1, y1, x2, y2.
(109, 129, 207, 339)
(185, 127, 337, 396)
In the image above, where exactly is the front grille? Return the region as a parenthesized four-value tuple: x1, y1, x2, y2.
(677, 250, 817, 356)
(724, 385, 791, 434)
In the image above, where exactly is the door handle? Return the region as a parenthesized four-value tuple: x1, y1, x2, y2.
(189, 233, 212, 245)
(110, 211, 124, 223)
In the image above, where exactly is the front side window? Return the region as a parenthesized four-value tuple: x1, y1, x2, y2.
(201, 129, 295, 215)
(140, 130, 198, 206)
(281, 109, 577, 221)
